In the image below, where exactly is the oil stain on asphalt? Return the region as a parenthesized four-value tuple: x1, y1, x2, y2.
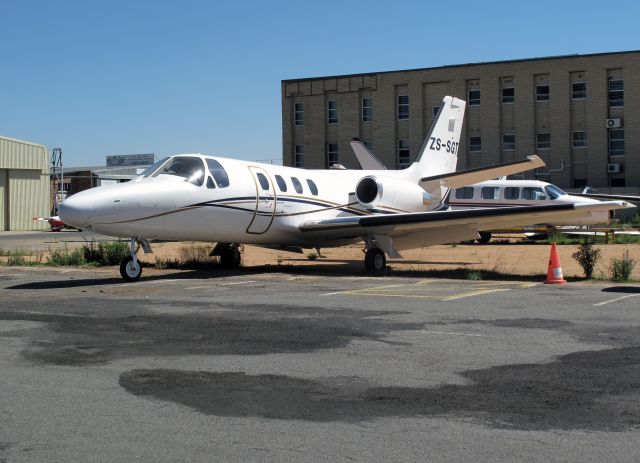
(0, 301, 421, 365)
(119, 345, 640, 431)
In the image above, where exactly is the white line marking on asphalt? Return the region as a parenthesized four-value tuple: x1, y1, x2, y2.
(185, 280, 256, 290)
(593, 293, 640, 306)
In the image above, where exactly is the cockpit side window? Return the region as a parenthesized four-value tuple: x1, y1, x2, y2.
(291, 177, 303, 194)
(154, 157, 205, 186)
(545, 185, 566, 200)
(206, 159, 230, 188)
(522, 187, 547, 200)
(142, 157, 170, 177)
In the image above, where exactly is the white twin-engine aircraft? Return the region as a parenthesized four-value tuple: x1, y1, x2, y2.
(59, 96, 634, 281)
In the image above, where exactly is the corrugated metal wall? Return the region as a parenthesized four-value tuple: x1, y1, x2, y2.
(0, 169, 7, 231)
(8, 170, 50, 230)
(0, 136, 50, 231)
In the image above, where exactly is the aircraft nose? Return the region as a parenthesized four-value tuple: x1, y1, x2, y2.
(58, 195, 90, 228)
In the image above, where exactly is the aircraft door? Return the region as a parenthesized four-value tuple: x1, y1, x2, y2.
(246, 166, 277, 234)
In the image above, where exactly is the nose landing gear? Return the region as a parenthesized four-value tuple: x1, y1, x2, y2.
(210, 243, 243, 268)
(119, 237, 152, 282)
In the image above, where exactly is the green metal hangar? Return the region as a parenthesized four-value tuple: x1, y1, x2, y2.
(0, 135, 50, 231)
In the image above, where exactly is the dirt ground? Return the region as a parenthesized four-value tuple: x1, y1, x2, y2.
(140, 238, 640, 280)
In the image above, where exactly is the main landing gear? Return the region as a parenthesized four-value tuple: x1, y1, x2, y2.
(211, 243, 243, 269)
(364, 247, 386, 274)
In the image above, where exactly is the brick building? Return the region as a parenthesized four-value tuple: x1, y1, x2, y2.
(281, 51, 640, 192)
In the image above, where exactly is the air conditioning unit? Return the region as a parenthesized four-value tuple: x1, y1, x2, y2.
(606, 118, 622, 128)
(607, 163, 622, 173)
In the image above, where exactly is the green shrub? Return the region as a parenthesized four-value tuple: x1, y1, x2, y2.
(467, 270, 483, 280)
(81, 241, 129, 266)
(47, 245, 86, 266)
(610, 251, 636, 282)
(571, 240, 601, 279)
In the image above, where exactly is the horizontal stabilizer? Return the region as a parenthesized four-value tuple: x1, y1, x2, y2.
(419, 155, 545, 190)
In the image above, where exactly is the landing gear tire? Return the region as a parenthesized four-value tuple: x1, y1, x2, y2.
(120, 255, 142, 282)
(220, 245, 242, 269)
(364, 248, 386, 274)
(476, 232, 491, 244)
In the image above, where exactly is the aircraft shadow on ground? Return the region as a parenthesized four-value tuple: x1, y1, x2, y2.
(601, 286, 640, 293)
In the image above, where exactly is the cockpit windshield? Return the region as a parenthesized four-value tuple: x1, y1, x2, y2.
(545, 184, 567, 200)
(153, 156, 205, 186)
(141, 157, 169, 177)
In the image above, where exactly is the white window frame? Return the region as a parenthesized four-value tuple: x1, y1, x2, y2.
(362, 97, 373, 122)
(501, 87, 515, 104)
(536, 85, 550, 102)
(327, 100, 338, 124)
(502, 134, 515, 151)
(536, 133, 550, 150)
(571, 82, 586, 100)
(398, 95, 409, 120)
(326, 143, 339, 167)
(608, 79, 624, 108)
(397, 139, 411, 168)
(572, 131, 587, 148)
(468, 89, 481, 106)
(469, 136, 482, 152)
(294, 102, 304, 127)
(294, 144, 304, 167)
(608, 129, 625, 157)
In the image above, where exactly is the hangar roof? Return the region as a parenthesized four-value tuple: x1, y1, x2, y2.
(0, 135, 49, 173)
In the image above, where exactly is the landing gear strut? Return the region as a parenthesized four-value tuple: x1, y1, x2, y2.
(364, 247, 386, 274)
(120, 238, 142, 281)
(211, 243, 243, 268)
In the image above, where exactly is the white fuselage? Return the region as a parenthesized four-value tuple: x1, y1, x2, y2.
(59, 154, 428, 248)
(449, 179, 609, 225)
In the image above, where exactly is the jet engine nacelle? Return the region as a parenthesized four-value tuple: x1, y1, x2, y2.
(355, 176, 434, 212)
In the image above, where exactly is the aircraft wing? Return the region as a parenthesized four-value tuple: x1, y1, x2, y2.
(573, 192, 640, 203)
(419, 155, 545, 190)
(299, 201, 635, 255)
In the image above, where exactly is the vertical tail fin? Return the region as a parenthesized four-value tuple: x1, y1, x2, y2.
(406, 96, 466, 181)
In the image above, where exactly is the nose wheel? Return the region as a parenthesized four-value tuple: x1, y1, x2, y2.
(119, 238, 144, 281)
(364, 248, 386, 274)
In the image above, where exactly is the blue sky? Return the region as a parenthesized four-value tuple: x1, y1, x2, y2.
(1, 0, 639, 167)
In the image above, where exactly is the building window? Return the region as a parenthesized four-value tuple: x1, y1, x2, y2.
(468, 90, 480, 106)
(397, 139, 411, 168)
(469, 136, 482, 152)
(294, 103, 304, 127)
(502, 87, 514, 104)
(362, 97, 373, 122)
(572, 82, 586, 99)
(536, 133, 550, 150)
(294, 145, 304, 167)
(432, 106, 440, 119)
(609, 129, 625, 157)
(572, 131, 587, 148)
(502, 134, 515, 151)
(611, 178, 625, 187)
(326, 143, 339, 167)
(327, 100, 338, 124)
(608, 79, 624, 107)
(398, 95, 409, 120)
(536, 85, 549, 102)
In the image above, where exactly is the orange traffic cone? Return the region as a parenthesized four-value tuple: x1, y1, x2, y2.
(545, 242, 567, 285)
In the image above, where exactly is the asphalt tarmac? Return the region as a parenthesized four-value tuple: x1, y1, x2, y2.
(1, 265, 640, 462)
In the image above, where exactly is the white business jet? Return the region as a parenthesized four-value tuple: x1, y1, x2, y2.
(58, 96, 634, 281)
